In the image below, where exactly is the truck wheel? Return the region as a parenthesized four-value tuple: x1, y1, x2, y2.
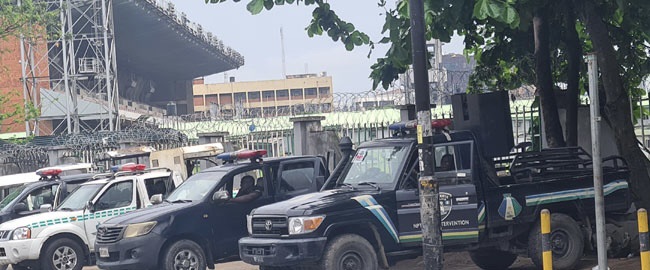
(162, 239, 207, 270)
(321, 234, 378, 270)
(469, 249, 517, 269)
(528, 213, 584, 270)
(40, 238, 85, 270)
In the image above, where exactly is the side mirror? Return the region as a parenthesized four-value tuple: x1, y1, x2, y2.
(150, 194, 163, 205)
(212, 190, 230, 203)
(13, 203, 28, 214)
(85, 201, 95, 212)
(39, 204, 52, 212)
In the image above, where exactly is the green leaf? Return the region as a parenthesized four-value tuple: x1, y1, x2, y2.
(473, 0, 489, 20)
(246, 0, 265, 14)
(345, 42, 354, 51)
(614, 8, 624, 25)
(264, 0, 274, 10)
(503, 5, 520, 27)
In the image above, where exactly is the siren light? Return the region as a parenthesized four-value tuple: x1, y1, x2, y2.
(216, 149, 268, 162)
(110, 163, 146, 173)
(36, 168, 63, 177)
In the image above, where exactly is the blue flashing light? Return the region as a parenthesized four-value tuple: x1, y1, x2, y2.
(217, 149, 268, 162)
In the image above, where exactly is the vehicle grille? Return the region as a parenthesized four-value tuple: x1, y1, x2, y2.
(0, 248, 5, 257)
(96, 226, 124, 244)
(0, 230, 11, 240)
(251, 216, 287, 236)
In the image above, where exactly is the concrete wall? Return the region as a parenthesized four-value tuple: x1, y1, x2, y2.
(542, 106, 619, 158)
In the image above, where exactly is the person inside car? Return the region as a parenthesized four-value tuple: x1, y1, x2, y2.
(229, 175, 262, 203)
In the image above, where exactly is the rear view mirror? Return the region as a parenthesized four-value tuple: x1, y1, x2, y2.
(212, 191, 230, 203)
(85, 201, 94, 212)
(13, 203, 28, 214)
(150, 194, 163, 205)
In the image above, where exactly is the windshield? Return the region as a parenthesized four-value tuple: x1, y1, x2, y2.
(56, 184, 104, 211)
(166, 171, 226, 202)
(340, 146, 410, 187)
(0, 185, 27, 211)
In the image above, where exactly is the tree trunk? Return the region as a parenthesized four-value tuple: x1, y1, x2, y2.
(534, 6, 566, 148)
(563, 2, 582, 147)
(580, 0, 650, 210)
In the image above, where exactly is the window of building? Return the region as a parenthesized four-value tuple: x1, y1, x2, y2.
(321, 103, 332, 112)
(193, 96, 204, 107)
(277, 106, 290, 115)
(318, 87, 330, 96)
(305, 88, 317, 98)
(249, 108, 262, 117)
(205, 94, 218, 104)
(276, 90, 289, 101)
(291, 89, 303, 99)
(248, 92, 260, 102)
(379, 100, 394, 107)
(234, 93, 246, 104)
(219, 93, 233, 104)
(263, 107, 276, 115)
(262, 90, 275, 102)
(292, 104, 304, 114)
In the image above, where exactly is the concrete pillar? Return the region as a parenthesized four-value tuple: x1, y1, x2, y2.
(290, 116, 325, 156)
(397, 104, 416, 122)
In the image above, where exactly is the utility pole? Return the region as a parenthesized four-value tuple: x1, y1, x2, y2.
(586, 53, 608, 270)
(409, 0, 443, 269)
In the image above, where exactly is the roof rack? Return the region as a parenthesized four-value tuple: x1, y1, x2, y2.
(508, 147, 627, 182)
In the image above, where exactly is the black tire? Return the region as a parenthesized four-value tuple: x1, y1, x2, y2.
(317, 234, 379, 270)
(528, 213, 584, 270)
(469, 249, 517, 269)
(161, 239, 207, 270)
(40, 238, 85, 270)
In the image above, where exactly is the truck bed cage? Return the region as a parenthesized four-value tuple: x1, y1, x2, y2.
(494, 147, 628, 184)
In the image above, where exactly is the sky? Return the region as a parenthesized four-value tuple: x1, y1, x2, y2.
(170, 0, 465, 93)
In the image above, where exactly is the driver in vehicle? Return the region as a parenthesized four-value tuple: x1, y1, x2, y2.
(229, 175, 262, 203)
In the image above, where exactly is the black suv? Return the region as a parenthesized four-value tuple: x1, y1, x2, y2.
(95, 153, 329, 270)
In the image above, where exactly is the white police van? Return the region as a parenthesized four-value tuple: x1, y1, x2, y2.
(0, 164, 182, 270)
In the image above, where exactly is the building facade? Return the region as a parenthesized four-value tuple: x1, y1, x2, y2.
(193, 74, 334, 119)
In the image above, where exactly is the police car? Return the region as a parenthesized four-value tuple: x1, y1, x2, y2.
(0, 164, 182, 270)
(94, 150, 329, 270)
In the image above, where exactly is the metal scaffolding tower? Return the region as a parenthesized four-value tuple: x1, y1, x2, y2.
(19, 0, 120, 135)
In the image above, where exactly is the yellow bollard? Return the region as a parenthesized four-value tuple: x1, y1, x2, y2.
(541, 209, 552, 270)
(639, 208, 650, 270)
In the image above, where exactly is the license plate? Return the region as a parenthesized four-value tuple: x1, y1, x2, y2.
(99, 248, 109, 258)
(252, 248, 265, 255)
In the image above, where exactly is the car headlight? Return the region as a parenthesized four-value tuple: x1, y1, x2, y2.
(12, 227, 30, 240)
(246, 215, 252, 235)
(288, 216, 325, 235)
(123, 221, 157, 238)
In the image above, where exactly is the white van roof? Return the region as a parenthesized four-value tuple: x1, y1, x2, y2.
(0, 163, 95, 188)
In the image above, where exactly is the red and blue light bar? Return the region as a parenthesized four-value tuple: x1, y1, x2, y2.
(110, 163, 146, 173)
(389, 119, 452, 131)
(36, 168, 63, 177)
(216, 149, 268, 162)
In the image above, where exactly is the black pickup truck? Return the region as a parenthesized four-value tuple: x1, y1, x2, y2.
(94, 150, 329, 270)
(239, 130, 633, 270)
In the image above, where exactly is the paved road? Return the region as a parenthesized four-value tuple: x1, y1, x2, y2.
(11, 252, 641, 269)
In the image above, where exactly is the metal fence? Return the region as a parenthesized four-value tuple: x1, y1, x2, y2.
(218, 103, 540, 157)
